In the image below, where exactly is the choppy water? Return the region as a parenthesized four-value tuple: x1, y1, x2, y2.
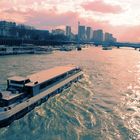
(0, 47, 140, 140)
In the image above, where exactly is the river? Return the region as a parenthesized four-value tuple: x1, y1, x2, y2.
(0, 47, 140, 140)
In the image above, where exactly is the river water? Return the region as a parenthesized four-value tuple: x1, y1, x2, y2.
(0, 47, 140, 140)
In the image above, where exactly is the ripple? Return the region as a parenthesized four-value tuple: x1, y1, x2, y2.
(0, 47, 139, 139)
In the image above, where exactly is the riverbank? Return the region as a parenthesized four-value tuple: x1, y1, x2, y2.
(0, 44, 84, 55)
(0, 45, 54, 55)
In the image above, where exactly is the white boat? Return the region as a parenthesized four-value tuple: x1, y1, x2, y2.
(0, 65, 83, 127)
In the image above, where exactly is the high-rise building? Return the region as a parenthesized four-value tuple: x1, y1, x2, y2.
(78, 24, 86, 41)
(0, 21, 16, 29)
(86, 27, 93, 41)
(93, 29, 103, 43)
(113, 37, 117, 42)
(0, 21, 16, 36)
(0, 20, 50, 40)
(66, 26, 71, 37)
(104, 32, 116, 42)
(104, 32, 112, 42)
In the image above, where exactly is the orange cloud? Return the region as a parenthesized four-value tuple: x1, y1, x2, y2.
(23, 10, 79, 30)
(82, 0, 123, 14)
(112, 25, 140, 42)
(0, 8, 32, 23)
(0, 1, 139, 42)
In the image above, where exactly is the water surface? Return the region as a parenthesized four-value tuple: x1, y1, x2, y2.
(0, 47, 140, 140)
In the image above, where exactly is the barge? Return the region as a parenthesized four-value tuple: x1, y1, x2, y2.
(0, 65, 83, 127)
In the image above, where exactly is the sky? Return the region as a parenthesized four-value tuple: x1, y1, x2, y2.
(0, 0, 140, 42)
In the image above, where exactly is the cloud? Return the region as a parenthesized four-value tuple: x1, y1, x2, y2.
(113, 25, 140, 42)
(0, 7, 32, 23)
(82, 0, 123, 14)
(0, 0, 139, 42)
(23, 10, 79, 30)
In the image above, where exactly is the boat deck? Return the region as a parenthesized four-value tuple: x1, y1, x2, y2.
(1, 91, 22, 100)
(26, 65, 78, 87)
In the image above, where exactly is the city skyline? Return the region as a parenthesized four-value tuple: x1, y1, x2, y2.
(0, 0, 140, 42)
(0, 20, 117, 43)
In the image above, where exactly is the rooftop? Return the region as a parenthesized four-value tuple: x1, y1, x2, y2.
(8, 76, 28, 82)
(25, 65, 77, 87)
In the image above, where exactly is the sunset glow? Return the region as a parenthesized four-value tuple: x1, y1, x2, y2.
(0, 0, 140, 42)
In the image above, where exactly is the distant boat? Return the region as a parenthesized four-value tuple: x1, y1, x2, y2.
(77, 47, 82, 51)
(77, 44, 82, 51)
(102, 46, 112, 50)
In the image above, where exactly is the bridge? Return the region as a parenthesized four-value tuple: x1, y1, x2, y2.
(85, 41, 140, 49)
(67, 40, 140, 49)
(103, 42, 140, 49)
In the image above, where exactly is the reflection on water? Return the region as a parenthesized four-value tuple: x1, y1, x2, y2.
(0, 47, 140, 140)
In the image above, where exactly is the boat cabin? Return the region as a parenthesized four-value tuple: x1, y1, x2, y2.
(3, 65, 81, 100)
(25, 65, 81, 95)
(7, 76, 30, 92)
(0, 91, 25, 107)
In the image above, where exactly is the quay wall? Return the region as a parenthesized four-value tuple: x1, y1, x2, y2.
(0, 38, 76, 46)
